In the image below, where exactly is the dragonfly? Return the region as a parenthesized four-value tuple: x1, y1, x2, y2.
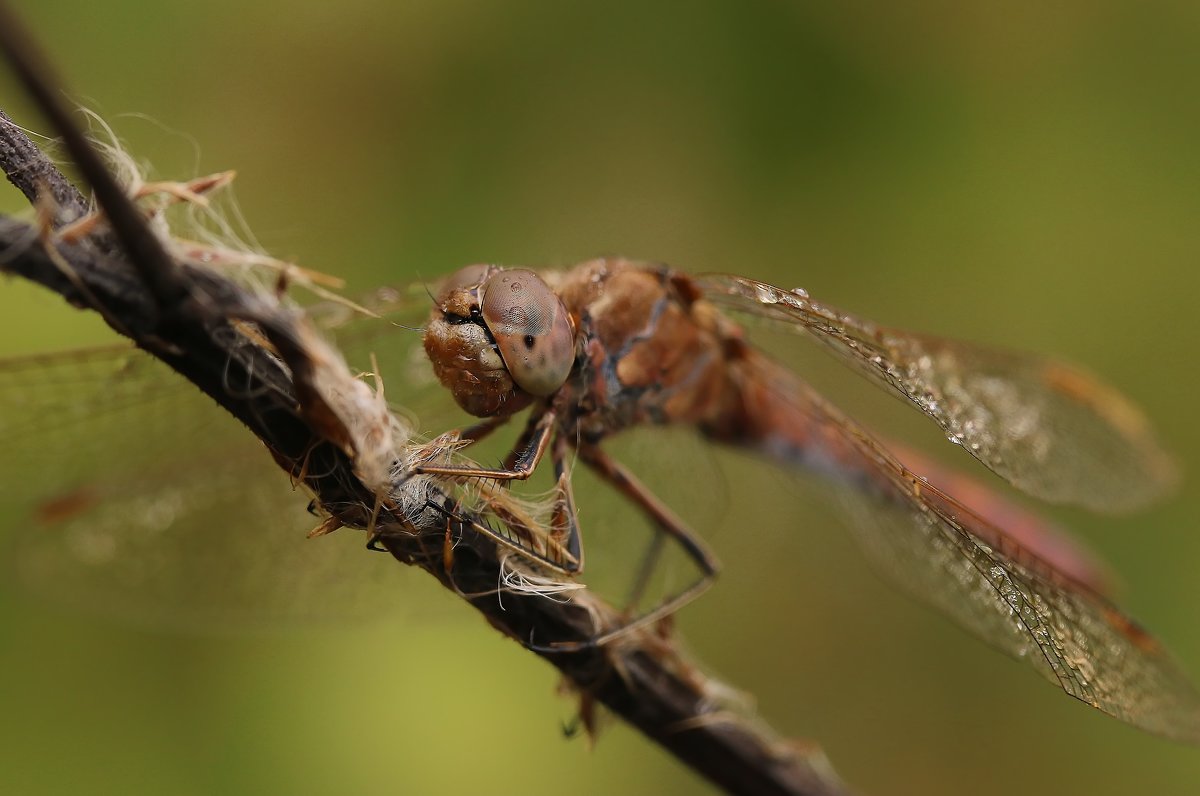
(1, 256, 1197, 743)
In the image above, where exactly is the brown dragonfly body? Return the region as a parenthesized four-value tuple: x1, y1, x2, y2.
(421, 257, 876, 590)
(417, 255, 1200, 742)
(425, 257, 868, 502)
(552, 259, 853, 468)
(421, 257, 1091, 582)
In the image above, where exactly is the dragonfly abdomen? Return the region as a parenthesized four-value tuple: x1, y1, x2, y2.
(699, 347, 880, 488)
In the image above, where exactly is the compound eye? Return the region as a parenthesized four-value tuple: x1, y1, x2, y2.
(440, 264, 491, 294)
(480, 269, 574, 395)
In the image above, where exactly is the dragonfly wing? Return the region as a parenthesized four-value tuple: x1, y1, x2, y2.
(698, 274, 1176, 512)
(0, 344, 399, 629)
(836, 461, 1200, 742)
(758, 369, 1200, 742)
(310, 283, 448, 419)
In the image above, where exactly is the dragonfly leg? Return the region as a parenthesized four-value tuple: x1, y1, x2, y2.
(413, 462, 583, 574)
(469, 432, 582, 573)
(402, 413, 512, 477)
(549, 432, 583, 571)
(580, 443, 720, 580)
(396, 411, 584, 573)
(625, 529, 667, 610)
(530, 444, 720, 652)
(329, 415, 515, 551)
(458, 414, 511, 445)
(415, 408, 555, 481)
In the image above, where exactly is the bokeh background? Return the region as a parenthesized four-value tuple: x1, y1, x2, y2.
(3, 1, 1200, 794)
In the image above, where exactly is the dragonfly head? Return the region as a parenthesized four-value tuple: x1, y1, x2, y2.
(424, 265, 575, 417)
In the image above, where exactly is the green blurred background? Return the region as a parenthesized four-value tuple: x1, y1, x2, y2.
(3, 1, 1200, 794)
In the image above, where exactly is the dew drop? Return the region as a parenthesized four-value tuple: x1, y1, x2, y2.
(753, 284, 778, 305)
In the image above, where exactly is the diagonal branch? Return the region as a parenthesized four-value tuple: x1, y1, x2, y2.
(0, 101, 851, 796)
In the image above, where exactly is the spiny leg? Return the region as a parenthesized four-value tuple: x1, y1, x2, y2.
(425, 413, 511, 569)
(416, 462, 582, 574)
(469, 431, 582, 573)
(366, 414, 512, 553)
(406, 409, 584, 573)
(394, 409, 544, 559)
(581, 443, 720, 578)
(414, 412, 512, 467)
(549, 432, 583, 572)
(415, 408, 555, 481)
(533, 443, 720, 651)
(626, 529, 667, 610)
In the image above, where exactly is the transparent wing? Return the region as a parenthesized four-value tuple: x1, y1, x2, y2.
(698, 274, 1177, 513)
(311, 284, 449, 419)
(0, 284, 447, 629)
(748, 356, 1200, 742)
(879, 440, 1114, 596)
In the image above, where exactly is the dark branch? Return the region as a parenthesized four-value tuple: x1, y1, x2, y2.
(0, 4, 190, 314)
(0, 97, 851, 796)
(0, 108, 88, 225)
